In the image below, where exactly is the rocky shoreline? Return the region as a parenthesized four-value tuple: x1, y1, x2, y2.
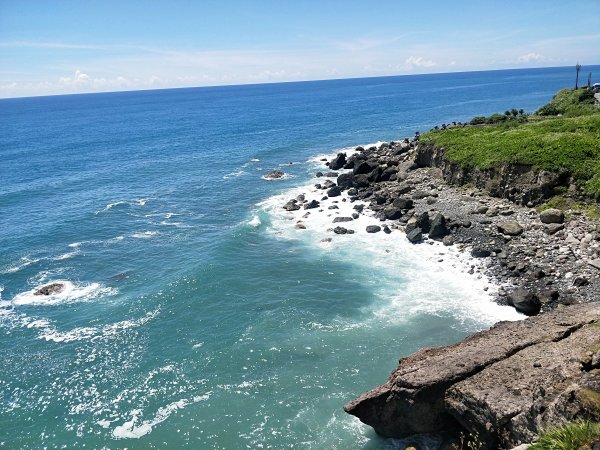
(275, 136, 600, 448)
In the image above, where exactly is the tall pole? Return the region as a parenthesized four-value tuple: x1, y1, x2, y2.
(575, 62, 582, 89)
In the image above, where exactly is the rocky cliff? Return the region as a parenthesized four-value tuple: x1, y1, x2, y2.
(415, 143, 570, 206)
(344, 303, 600, 449)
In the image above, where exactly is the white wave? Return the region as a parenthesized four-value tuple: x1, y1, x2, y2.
(135, 198, 150, 206)
(96, 201, 128, 214)
(68, 242, 81, 248)
(1, 256, 41, 274)
(130, 231, 159, 239)
(247, 215, 262, 228)
(223, 169, 247, 180)
(53, 250, 79, 261)
(37, 309, 159, 343)
(11, 280, 116, 307)
(164, 213, 180, 219)
(251, 158, 260, 162)
(112, 393, 211, 439)
(259, 161, 522, 328)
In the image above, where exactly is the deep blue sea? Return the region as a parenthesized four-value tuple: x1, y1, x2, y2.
(1, 66, 594, 449)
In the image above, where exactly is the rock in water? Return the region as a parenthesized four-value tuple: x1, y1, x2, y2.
(283, 200, 300, 211)
(366, 225, 381, 233)
(327, 186, 342, 197)
(303, 200, 320, 209)
(34, 283, 65, 296)
(264, 170, 285, 179)
(539, 208, 565, 224)
(344, 303, 600, 448)
(497, 221, 524, 236)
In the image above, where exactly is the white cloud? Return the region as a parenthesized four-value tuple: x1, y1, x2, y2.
(517, 52, 545, 63)
(404, 56, 437, 70)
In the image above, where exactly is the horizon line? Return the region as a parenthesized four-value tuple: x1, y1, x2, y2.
(2, 63, 599, 101)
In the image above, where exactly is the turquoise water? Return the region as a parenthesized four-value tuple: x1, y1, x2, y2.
(0, 67, 592, 449)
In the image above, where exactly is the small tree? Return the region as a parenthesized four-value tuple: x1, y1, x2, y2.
(575, 62, 582, 89)
(588, 72, 592, 89)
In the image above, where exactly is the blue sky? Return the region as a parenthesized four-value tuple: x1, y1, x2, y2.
(1, 0, 599, 98)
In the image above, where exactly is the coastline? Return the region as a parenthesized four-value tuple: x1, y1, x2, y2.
(271, 135, 600, 449)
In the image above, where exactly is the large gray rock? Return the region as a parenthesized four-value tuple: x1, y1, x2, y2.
(34, 283, 65, 296)
(497, 221, 524, 236)
(539, 208, 565, 224)
(344, 304, 600, 448)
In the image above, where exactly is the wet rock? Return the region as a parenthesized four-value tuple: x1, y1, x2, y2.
(283, 200, 301, 211)
(384, 207, 403, 220)
(337, 172, 353, 189)
(416, 212, 431, 233)
(264, 170, 285, 179)
(366, 225, 381, 233)
(303, 200, 320, 210)
(333, 226, 349, 234)
(383, 226, 392, 234)
(392, 197, 414, 210)
(539, 208, 565, 224)
(295, 223, 306, 229)
(406, 227, 423, 243)
(34, 283, 65, 296)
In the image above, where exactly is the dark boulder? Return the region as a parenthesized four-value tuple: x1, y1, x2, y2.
(327, 186, 342, 197)
(283, 200, 301, 211)
(329, 153, 347, 171)
(337, 172, 353, 189)
(392, 197, 414, 210)
(539, 208, 565, 224)
(384, 207, 403, 220)
(366, 225, 381, 233)
(303, 200, 320, 209)
(471, 247, 491, 258)
(507, 287, 541, 316)
(406, 228, 423, 243)
(416, 212, 431, 233)
(353, 160, 378, 175)
(353, 174, 371, 188)
(428, 214, 449, 239)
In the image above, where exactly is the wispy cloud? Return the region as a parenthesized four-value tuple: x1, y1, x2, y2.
(0, 41, 107, 50)
(517, 52, 545, 63)
(404, 56, 436, 70)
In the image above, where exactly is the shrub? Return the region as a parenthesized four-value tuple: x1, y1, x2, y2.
(529, 420, 600, 450)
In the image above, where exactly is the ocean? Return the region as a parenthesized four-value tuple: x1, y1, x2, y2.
(0, 66, 593, 449)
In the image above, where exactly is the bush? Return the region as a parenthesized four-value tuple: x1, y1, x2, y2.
(529, 420, 600, 450)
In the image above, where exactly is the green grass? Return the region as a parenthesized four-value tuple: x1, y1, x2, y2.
(537, 196, 600, 220)
(536, 88, 598, 117)
(529, 420, 600, 450)
(421, 114, 600, 198)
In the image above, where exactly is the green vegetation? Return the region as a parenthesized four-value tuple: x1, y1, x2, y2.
(529, 420, 600, 450)
(421, 87, 600, 198)
(470, 108, 527, 125)
(538, 196, 600, 220)
(536, 88, 598, 117)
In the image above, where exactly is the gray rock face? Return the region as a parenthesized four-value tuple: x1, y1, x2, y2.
(344, 304, 600, 448)
(497, 221, 524, 236)
(332, 216, 353, 223)
(539, 208, 565, 224)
